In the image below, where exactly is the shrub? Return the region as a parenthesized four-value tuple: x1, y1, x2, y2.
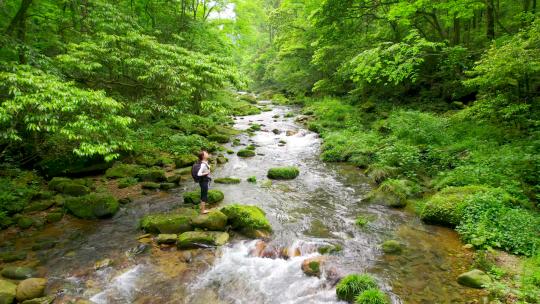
(355, 289, 389, 304)
(267, 167, 300, 180)
(336, 274, 378, 302)
(214, 177, 241, 184)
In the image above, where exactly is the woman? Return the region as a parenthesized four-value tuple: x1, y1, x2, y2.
(197, 150, 211, 214)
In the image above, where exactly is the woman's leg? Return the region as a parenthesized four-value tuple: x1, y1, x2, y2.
(199, 179, 209, 214)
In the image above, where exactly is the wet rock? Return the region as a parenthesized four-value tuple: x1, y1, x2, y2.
(64, 193, 119, 220)
(174, 154, 198, 169)
(21, 295, 55, 304)
(249, 240, 267, 257)
(159, 182, 176, 190)
(0, 279, 17, 304)
(267, 167, 300, 180)
(1, 267, 37, 280)
(220, 204, 272, 238)
(216, 155, 228, 165)
(281, 247, 301, 259)
(156, 234, 177, 244)
(237, 149, 255, 158)
(16, 278, 47, 302)
(183, 190, 224, 205)
(272, 129, 281, 134)
(126, 244, 150, 257)
(45, 212, 63, 223)
(286, 130, 297, 136)
(140, 182, 160, 190)
(139, 208, 197, 234)
(381, 240, 402, 254)
(457, 269, 492, 289)
(214, 177, 241, 184)
(295, 115, 310, 123)
(94, 258, 113, 270)
(166, 174, 182, 184)
(318, 244, 343, 255)
(118, 197, 132, 205)
(302, 256, 326, 277)
(17, 217, 34, 229)
(177, 231, 229, 249)
(0, 251, 27, 263)
(137, 168, 167, 182)
(192, 210, 228, 231)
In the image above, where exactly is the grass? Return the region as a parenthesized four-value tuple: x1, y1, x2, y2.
(336, 274, 379, 302)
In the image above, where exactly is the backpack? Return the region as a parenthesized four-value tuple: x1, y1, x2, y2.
(191, 162, 202, 182)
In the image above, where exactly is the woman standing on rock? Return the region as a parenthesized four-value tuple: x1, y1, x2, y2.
(192, 150, 211, 214)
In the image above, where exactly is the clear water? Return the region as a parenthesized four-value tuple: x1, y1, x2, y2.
(0, 104, 485, 303)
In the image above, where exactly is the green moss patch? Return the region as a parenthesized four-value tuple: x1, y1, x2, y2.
(220, 204, 272, 237)
(183, 190, 224, 205)
(237, 149, 256, 157)
(48, 177, 90, 196)
(174, 154, 198, 168)
(105, 164, 141, 179)
(214, 177, 241, 184)
(208, 134, 230, 143)
(64, 193, 119, 219)
(267, 167, 300, 180)
(191, 210, 228, 231)
(177, 231, 229, 248)
(140, 208, 197, 234)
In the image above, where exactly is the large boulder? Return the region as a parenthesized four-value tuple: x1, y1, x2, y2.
(48, 177, 90, 196)
(1, 267, 37, 280)
(177, 231, 229, 249)
(192, 210, 228, 231)
(0, 279, 17, 304)
(183, 190, 224, 205)
(16, 278, 47, 302)
(140, 208, 197, 234)
(457, 269, 492, 289)
(267, 167, 299, 180)
(64, 193, 119, 220)
(220, 204, 272, 238)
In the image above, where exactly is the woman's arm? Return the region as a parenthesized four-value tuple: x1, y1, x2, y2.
(197, 163, 210, 176)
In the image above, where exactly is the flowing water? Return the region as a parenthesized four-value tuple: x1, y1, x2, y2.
(0, 104, 486, 303)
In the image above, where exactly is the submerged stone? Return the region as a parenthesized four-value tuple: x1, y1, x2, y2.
(220, 204, 272, 238)
(64, 193, 119, 220)
(0, 279, 17, 304)
(381, 240, 402, 254)
(16, 278, 47, 302)
(191, 210, 228, 231)
(177, 231, 229, 249)
(457, 269, 492, 289)
(183, 190, 224, 205)
(140, 208, 198, 234)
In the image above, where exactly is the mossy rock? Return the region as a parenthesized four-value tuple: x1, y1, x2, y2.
(1, 266, 37, 280)
(156, 234, 177, 244)
(136, 168, 166, 182)
(174, 154, 198, 169)
(177, 231, 229, 249)
(216, 155, 228, 164)
(267, 167, 299, 180)
(16, 278, 47, 302)
(226, 150, 234, 154)
(247, 176, 257, 183)
(191, 210, 228, 231)
(237, 149, 256, 157)
(105, 164, 141, 179)
(64, 193, 119, 220)
(214, 177, 241, 184)
(420, 186, 490, 227)
(301, 256, 325, 277)
(246, 144, 257, 151)
(24, 200, 55, 213)
(141, 182, 160, 190)
(175, 167, 192, 176)
(45, 212, 63, 223)
(220, 204, 272, 238)
(318, 244, 343, 255)
(118, 177, 138, 188)
(0, 279, 17, 304)
(232, 139, 241, 146)
(140, 208, 197, 234)
(0, 251, 27, 263)
(208, 134, 230, 144)
(457, 269, 492, 289)
(336, 274, 378, 302)
(17, 217, 34, 229)
(381, 240, 402, 254)
(159, 183, 176, 190)
(48, 177, 90, 196)
(183, 190, 224, 205)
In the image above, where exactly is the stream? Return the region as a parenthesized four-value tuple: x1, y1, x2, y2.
(1, 103, 485, 303)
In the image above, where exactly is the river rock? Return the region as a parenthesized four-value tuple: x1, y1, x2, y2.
(64, 193, 119, 219)
(140, 208, 197, 234)
(220, 204, 272, 238)
(183, 190, 224, 205)
(249, 241, 267, 257)
(1, 267, 37, 280)
(281, 247, 301, 259)
(156, 234, 177, 244)
(16, 278, 47, 302)
(301, 256, 326, 277)
(21, 295, 55, 304)
(177, 231, 229, 249)
(94, 258, 113, 270)
(381, 240, 402, 254)
(0, 251, 27, 263)
(457, 269, 492, 289)
(0, 279, 17, 304)
(191, 210, 228, 231)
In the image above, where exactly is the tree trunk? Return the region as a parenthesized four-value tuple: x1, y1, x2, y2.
(5, 0, 33, 64)
(453, 16, 461, 45)
(485, 0, 495, 40)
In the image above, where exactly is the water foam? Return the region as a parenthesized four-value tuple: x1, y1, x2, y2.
(90, 265, 144, 304)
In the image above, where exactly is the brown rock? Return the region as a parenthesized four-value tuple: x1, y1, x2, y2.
(301, 256, 326, 277)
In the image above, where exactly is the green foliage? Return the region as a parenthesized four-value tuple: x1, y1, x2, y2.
(336, 274, 378, 302)
(267, 167, 300, 180)
(355, 289, 389, 304)
(0, 170, 41, 215)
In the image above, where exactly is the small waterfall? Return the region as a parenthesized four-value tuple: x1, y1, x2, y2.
(90, 265, 145, 304)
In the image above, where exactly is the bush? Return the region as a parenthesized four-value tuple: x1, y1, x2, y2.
(267, 167, 300, 180)
(457, 189, 540, 256)
(355, 289, 389, 304)
(336, 274, 378, 302)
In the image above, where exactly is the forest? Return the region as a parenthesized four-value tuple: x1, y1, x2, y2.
(0, 0, 539, 303)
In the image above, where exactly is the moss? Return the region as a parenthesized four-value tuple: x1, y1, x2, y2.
(105, 164, 141, 179)
(381, 240, 402, 254)
(183, 190, 224, 205)
(247, 176, 257, 183)
(336, 274, 379, 302)
(45, 212, 63, 223)
(48, 177, 90, 196)
(318, 244, 343, 255)
(237, 149, 256, 157)
(177, 231, 229, 248)
(267, 167, 300, 180)
(214, 177, 241, 184)
(216, 155, 228, 164)
(420, 185, 490, 227)
(174, 154, 198, 168)
(208, 134, 230, 143)
(140, 208, 197, 234)
(354, 289, 389, 304)
(246, 144, 257, 151)
(248, 124, 262, 131)
(137, 168, 167, 182)
(284, 112, 295, 118)
(232, 138, 241, 146)
(355, 216, 369, 227)
(118, 177, 138, 188)
(220, 204, 272, 237)
(17, 216, 34, 229)
(226, 149, 234, 154)
(0, 251, 27, 263)
(141, 182, 160, 189)
(23, 200, 54, 213)
(159, 182, 176, 190)
(64, 193, 119, 219)
(191, 210, 228, 231)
